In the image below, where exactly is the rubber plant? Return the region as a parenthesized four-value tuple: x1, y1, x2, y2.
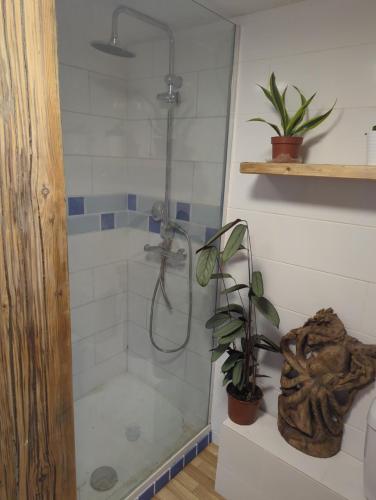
(249, 72, 336, 162)
(196, 219, 280, 425)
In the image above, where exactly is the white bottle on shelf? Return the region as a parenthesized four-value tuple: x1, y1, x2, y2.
(367, 127, 376, 165)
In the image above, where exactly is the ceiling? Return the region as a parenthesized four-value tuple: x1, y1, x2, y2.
(196, 0, 304, 18)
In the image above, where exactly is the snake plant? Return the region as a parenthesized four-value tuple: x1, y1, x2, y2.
(196, 219, 280, 401)
(249, 72, 336, 137)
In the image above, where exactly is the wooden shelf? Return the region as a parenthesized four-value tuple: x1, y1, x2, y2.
(240, 162, 376, 181)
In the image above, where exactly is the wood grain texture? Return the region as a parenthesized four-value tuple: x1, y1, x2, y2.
(0, 0, 76, 498)
(240, 162, 376, 180)
(154, 445, 224, 500)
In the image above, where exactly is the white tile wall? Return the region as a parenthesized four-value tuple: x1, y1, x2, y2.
(212, 0, 376, 463)
(92, 157, 128, 195)
(89, 73, 127, 119)
(58, 0, 232, 410)
(71, 293, 127, 341)
(59, 65, 90, 114)
(64, 155, 93, 196)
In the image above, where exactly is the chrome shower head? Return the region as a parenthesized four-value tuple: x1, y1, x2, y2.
(90, 40, 135, 58)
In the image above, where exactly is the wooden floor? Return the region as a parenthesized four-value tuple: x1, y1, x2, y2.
(153, 444, 224, 500)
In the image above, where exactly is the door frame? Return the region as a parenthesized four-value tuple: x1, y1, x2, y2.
(0, 0, 76, 498)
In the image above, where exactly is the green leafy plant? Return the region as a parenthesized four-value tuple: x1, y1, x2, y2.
(248, 72, 336, 137)
(196, 219, 280, 401)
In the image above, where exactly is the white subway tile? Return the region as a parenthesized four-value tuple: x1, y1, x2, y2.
(62, 112, 127, 157)
(72, 338, 95, 376)
(197, 67, 232, 117)
(128, 293, 148, 328)
(59, 65, 90, 113)
(238, 0, 376, 62)
(93, 262, 127, 299)
(124, 120, 152, 159)
(71, 293, 127, 340)
(64, 155, 93, 196)
(245, 258, 368, 333)
(69, 269, 94, 308)
(68, 230, 127, 272)
(128, 261, 160, 299)
(94, 323, 126, 364)
(89, 73, 127, 119)
(92, 157, 128, 195)
(127, 158, 165, 198)
(173, 117, 228, 163)
(228, 208, 376, 282)
(192, 162, 223, 206)
(76, 352, 127, 398)
(171, 161, 194, 202)
(128, 323, 186, 379)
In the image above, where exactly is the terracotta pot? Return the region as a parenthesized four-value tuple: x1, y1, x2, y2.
(271, 136, 303, 163)
(227, 384, 263, 426)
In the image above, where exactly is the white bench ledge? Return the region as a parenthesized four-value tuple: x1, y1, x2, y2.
(216, 413, 365, 500)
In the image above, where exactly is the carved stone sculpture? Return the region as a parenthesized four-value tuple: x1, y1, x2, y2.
(278, 308, 376, 458)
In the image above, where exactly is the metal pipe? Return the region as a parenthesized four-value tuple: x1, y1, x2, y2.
(110, 6, 175, 75)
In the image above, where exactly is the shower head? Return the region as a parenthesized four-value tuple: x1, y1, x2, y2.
(90, 40, 135, 58)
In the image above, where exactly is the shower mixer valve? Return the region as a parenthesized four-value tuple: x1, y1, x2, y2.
(144, 244, 187, 265)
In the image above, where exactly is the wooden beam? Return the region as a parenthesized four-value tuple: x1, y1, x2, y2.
(0, 0, 76, 498)
(240, 162, 376, 180)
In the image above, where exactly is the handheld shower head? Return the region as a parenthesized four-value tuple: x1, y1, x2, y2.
(90, 40, 135, 58)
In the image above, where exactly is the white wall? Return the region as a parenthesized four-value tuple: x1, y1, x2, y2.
(212, 0, 376, 462)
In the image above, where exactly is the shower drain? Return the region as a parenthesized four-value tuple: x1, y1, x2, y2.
(90, 466, 118, 492)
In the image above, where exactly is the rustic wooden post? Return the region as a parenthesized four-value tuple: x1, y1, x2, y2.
(0, 0, 76, 498)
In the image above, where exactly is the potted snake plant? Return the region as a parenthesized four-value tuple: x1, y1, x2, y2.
(196, 219, 280, 425)
(249, 73, 336, 162)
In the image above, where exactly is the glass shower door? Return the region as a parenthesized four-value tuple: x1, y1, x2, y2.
(56, 0, 235, 497)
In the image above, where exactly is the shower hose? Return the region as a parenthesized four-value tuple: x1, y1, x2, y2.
(149, 223, 193, 354)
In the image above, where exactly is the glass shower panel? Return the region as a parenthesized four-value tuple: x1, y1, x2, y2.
(56, 0, 235, 498)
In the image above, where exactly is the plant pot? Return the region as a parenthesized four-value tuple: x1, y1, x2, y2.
(227, 384, 263, 426)
(271, 136, 303, 163)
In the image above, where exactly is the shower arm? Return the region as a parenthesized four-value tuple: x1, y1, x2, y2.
(110, 6, 175, 75)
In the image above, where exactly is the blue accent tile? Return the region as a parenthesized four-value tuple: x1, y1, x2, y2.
(155, 470, 170, 493)
(197, 434, 209, 453)
(68, 215, 100, 235)
(86, 194, 127, 214)
(139, 484, 154, 500)
(176, 202, 190, 222)
(205, 227, 218, 242)
(128, 194, 137, 211)
(101, 213, 114, 231)
(170, 457, 184, 478)
(185, 445, 197, 465)
(149, 216, 161, 234)
(68, 197, 84, 216)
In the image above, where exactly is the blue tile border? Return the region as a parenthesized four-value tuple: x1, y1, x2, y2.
(170, 457, 184, 479)
(101, 213, 115, 231)
(67, 193, 219, 243)
(138, 483, 155, 500)
(128, 193, 137, 211)
(148, 216, 161, 234)
(155, 470, 170, 493)
(137, 431, 212, 500)
(68, 197, 84, 216)
(176, 202, 190, 222)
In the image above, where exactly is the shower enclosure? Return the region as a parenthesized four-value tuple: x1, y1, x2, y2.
(56, 0, 235, 497)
